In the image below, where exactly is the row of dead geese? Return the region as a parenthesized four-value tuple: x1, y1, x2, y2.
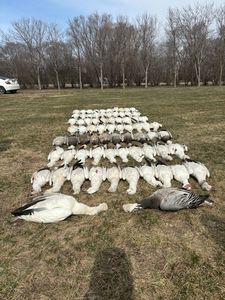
(11, 107, 213, 223)
(47, 143, 189, 167)
(68, 107, 163, 135)
(68, 115, 150, 125)
(53, 130, 172, 147)
(31, 159, 212, 196)
(71, 107, 141, 119)
(67, 122, 163, 135)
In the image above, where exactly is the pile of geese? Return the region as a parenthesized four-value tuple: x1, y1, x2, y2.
(11, 107, 214, 223)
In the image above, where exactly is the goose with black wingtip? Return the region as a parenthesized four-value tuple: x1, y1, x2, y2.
(11, 193, 108, 223)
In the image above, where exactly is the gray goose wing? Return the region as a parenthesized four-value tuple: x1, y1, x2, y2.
(159, 189, 208, 211)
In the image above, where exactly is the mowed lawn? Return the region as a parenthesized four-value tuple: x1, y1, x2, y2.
(1, 87, 225, 300)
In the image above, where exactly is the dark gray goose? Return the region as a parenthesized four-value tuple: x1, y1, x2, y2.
(123, 188, 213, 212)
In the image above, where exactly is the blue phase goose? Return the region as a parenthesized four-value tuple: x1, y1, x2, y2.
(123, 188, 213, 212)
(11, 193, 108, 223)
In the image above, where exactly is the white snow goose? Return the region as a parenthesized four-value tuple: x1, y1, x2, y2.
(44, 164, 71, 194)
(183, 159, 213, 191)
(120, 167, 140, 195)
(70, 160, 89, 195)
(170, 164, 192, 190)
(47, 146, 64, 167)
(31, 167, 51, 195)
(106, 166, 121, 193)
(11, 193, 108, 223)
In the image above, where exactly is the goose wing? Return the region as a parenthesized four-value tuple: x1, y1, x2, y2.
(18, 207, 72, 223)
(12, 194, 49, 216)
(159, 188, 208, 211)
(11, 194, 74, 216)
(11, 193, 75, 223)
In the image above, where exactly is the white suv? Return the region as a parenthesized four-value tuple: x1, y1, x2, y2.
(0, 75, 20, 94)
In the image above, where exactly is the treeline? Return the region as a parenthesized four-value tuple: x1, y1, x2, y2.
(0, 3, 225, 89)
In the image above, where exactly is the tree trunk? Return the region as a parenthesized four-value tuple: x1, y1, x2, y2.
(145, 66, 149, 88)
(197, 64, 201, 87)
(194, 60, 201, 87)
(173, 66, 177, 88)
(100, 63, 103, 91)
(55, 69, 60, 91)
(37, 67, 41, 90)
(79, 65, 82, 90)
(122, 62, 125, 89)
(219, 62, 223, 86)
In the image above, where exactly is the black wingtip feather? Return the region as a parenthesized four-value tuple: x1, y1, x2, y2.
(11, 195, 47, 216)
(72, 160, 83, 170)
(11, 208, 34, 216)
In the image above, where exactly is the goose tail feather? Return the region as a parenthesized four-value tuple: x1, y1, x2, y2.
(123, 203, 142, 212)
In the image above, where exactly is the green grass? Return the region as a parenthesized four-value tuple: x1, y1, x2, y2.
(0, 87, 225, 299)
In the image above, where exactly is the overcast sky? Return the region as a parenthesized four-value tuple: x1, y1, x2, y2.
(0, 0, 224, 31)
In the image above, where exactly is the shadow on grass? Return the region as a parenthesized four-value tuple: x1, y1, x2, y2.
(84, 247, 133, 300)
(201, 213, 225, 250)
(0, 139, 13, 152)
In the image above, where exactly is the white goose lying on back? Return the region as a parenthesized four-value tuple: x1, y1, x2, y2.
(31, 167, 51, 194)
(61, 145, 76, 165)
(87, 167, 107, 194)
(158, 130, 172, 142)
(68, 125, 78, 135)
(106, 166, 121, 193)
(70, 161, 89, 194)
(45, 165, 71, 194)
(116, 147, 129, 163)
(167, 143, 190, 160)
(104, 147, 117, 163)
(138, 165, 162, 188)
(121, 167, 140, 195)
(155, 144, 173, 161)
(170, 164, 191, 190)
(47, 146, 64, 167)
(146, 131, 159, 143)
(89, 146, 105, 165)
(129, 146, 144, 162)
(149, 122, 162, 132)
(11, 193, 108, 223)
(142, 144, 156, 162)
(154, 163, 173, 188)
(183, 160, 212, 191)
(123, 188, 213, 212)
(75, 148, 89, 164)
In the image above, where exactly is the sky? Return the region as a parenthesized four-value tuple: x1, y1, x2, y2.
(0, 0, 224, 32)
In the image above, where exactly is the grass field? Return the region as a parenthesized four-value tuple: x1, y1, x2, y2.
(1, 87, 225, 300)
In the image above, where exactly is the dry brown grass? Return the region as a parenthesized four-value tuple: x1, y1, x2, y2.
(1, 87, 225, 299)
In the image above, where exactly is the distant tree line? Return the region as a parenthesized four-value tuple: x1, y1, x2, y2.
(1, 3, 225, 89)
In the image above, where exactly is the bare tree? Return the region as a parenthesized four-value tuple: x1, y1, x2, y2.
(177, 4, 213, 87)
(11, 18, 47, 89)
(166, 8, 181, 87)
(137, 14, 157, 88)
(47, 23, 65, 90)
(215, 5, 225, 86)
(2, 8, 225, 89)
(114, 16, 133, 88)
(68, 16, 85, 89)
(83, 13, 112, 90)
